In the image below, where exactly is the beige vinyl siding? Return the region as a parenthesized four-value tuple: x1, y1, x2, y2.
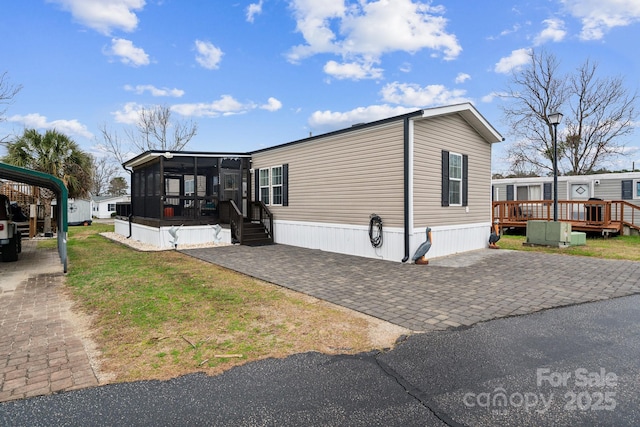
(252, 121, 406, 227)
(413, 114, 492, 227)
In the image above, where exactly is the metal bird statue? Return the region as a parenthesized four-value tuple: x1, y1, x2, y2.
(212, 224, 222, 244)
(168, 224, 183, 249)
(412, 227, 432, 265)
(489, 223, 500, 249)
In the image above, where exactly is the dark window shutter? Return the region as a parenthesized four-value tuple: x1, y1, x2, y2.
(506, 184, 514, 201)
(282, 164, 289, 206)
(543, 183, 552, 200)
(622, 180, 633, 200)
(462, 154, 468, 207)
(254, 169, 260, 202)
(441, 150, 449, 207)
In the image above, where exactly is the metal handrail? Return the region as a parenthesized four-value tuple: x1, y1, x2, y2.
(228, 199, 244, 244)
(250, 201, 274, 242)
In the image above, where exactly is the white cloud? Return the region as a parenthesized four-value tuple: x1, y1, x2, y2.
(124, 84, 184, 97)
(171, 95, 251, 118)
(399, 62, 412, 73)
(561, 0, 640, 40)
(47, 0, 145, 35)
(380, 82, 469, 107)
(487, 24, 522, 41)
(247, 0, 264, 23)
(308, 104, 416, 131)
(481, 91, 507, 103)
(455, 72, 470, 84)
(534, 18, 566, 45)
(112, 102, 143, 124)
(8, 113, 93, 139)
(260, 97, 283, 112)
(287, 0, 461, 79)
(105, 38, 150, 67)
(195, 40, 224, 70)
(494, 48, 531, 74)
(323, 60, 383, 80)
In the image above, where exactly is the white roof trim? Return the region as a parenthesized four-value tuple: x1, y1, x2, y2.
(493, 171, 640, 184)
(124, 151, 250, 168)
(419, 103, 504, 144)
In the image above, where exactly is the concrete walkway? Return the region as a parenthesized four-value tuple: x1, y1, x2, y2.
(0, 240, 99, 402)
(183, 245, 640, 332)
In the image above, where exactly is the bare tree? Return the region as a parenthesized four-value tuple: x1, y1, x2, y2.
(99, 105, 198, 167)
(91, 156, 120, 196)
(563, 60, 637, 174)
(0, 72, 21, 120)
(502, 49, 638, 175)
(1, 72, 22, 143)
(98, 123, 130, 168)
(125, 105, 197, 152)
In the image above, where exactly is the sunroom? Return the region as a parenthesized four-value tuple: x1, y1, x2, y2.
(116, 151, 272, 248)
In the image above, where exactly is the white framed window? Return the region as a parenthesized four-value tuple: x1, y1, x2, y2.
(259, 168, 270, 205)
(635, 180, 640, 199)
(271, 166, 283, 206)
(107, 203, 116, 211)
(516, 185, 542, 201)
(449, 152, 462, 206)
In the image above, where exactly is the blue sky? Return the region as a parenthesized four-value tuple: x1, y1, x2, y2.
(1, 0, 639, 174)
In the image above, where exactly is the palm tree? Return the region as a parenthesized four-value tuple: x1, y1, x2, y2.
(2, 128, 93, 233)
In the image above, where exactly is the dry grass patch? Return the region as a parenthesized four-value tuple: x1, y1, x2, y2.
(65, 224, 407, 383)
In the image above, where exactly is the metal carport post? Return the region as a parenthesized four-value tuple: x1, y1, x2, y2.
(0, 162, 68, 272)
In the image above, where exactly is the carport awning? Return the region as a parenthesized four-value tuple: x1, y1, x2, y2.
(0, 162, 68, 272)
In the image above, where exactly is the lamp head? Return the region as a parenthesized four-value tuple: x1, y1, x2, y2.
(548, 112, 563, 125)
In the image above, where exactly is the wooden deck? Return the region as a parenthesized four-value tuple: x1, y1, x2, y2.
(492, 200, 640, 235)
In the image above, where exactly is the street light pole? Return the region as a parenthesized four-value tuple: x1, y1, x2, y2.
(548, 112, 563, 222)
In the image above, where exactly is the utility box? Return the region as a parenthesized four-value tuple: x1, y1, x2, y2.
(526, 220, 572, 247)
(570, 231, 587, 246)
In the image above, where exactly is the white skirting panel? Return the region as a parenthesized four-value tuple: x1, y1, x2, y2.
(274, 220, 405, 261)
(114, 219, 231, 248)
(410, 222, 492, 260)
(273, 220, 491, 262)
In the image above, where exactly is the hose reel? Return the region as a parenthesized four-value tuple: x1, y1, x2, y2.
(369, 214, 383, 248)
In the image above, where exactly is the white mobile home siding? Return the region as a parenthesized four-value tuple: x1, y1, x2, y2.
(493, 173, 640, 205)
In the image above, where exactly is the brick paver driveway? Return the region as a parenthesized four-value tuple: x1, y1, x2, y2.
(183, 245, 640, 332)
(0, 241, 98, 402)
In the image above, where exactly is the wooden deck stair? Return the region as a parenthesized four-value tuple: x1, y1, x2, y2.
(240, 219, 273, 246)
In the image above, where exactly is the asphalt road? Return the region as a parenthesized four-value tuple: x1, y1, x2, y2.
(2, 295, 640, 426)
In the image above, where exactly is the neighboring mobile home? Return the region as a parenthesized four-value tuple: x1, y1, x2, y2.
(491, 172, 640, 235)
(492, 172, 640, 205)
(116, 103, 504, 261)
(92, 195, 131, 219)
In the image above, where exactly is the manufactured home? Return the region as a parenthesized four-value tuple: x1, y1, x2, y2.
(115, 103, 504, 261)
(492, 172, 640, 235)
(492, 172, 640, 205)
(92, 195, 131, 219)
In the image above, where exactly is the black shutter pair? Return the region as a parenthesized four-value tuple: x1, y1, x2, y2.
(254, 164, 289, 206)
(441, 151, 468, 207)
